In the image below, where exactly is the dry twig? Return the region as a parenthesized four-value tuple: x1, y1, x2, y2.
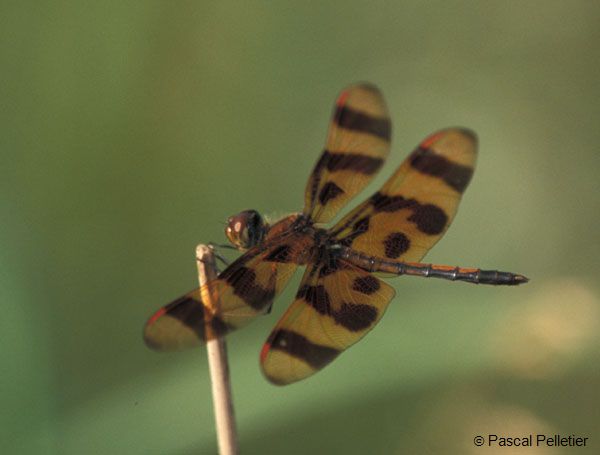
(196, 244, 239, 455)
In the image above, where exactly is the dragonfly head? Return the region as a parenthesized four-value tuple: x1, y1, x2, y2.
(225, 209, 266, 251)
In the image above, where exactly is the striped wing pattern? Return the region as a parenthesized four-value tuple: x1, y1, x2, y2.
(144, 218, 311, 350)
(304, 83, 392, 224)
(144, 84, 490, 386)
(260, 259, 395, 385)
(329, 128, 477, 263)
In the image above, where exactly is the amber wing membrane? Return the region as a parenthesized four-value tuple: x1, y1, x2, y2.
(260, 260, 395, 385)
(144, 240, 301, 350)
(329, 128, 477, 263)
(304, 83, 392, 224)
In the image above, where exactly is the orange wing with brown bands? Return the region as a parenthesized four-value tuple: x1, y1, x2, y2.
(260, 260, 395, 385)
(329, 128, 477, 262)
(144, 232, 306, 350)
(304, 83, 391, 224)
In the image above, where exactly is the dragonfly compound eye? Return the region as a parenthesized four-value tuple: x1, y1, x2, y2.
(225, 210, 265, 250)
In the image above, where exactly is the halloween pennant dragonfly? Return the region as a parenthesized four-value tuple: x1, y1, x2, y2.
(144, 83, 528, 385)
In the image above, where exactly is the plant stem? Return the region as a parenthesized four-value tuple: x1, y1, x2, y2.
(196, 244, 239, 455)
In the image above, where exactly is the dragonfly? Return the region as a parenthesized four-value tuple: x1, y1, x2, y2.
(144, 83, 528, 385)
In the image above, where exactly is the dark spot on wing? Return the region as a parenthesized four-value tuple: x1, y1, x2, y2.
(320, 150, 384, 175)
(353, 216, 370, 233)
(338, 216, 370, 247)
(407, 204, 448, 235)
(220, 266, 275, 310)
(160, 295, 231, 341)
(370, 192, 416, 212)
(297, 285, 331, 315)
(318, 181, 344, 205)
(352, 275, 380, 295)
(336, 106, 391, 141)
(334, 303, 378, 331)
(383, 232, 410, 258)
(297, 283, 378, 332)
(370, 192, 448, 235)
(267, 329, 340, 370)
(410, 147, 474, 193)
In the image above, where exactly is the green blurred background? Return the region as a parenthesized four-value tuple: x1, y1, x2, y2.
(2, 1, 599, 454)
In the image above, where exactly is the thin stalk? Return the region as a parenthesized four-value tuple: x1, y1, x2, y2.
(196, 244, 239, 455)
